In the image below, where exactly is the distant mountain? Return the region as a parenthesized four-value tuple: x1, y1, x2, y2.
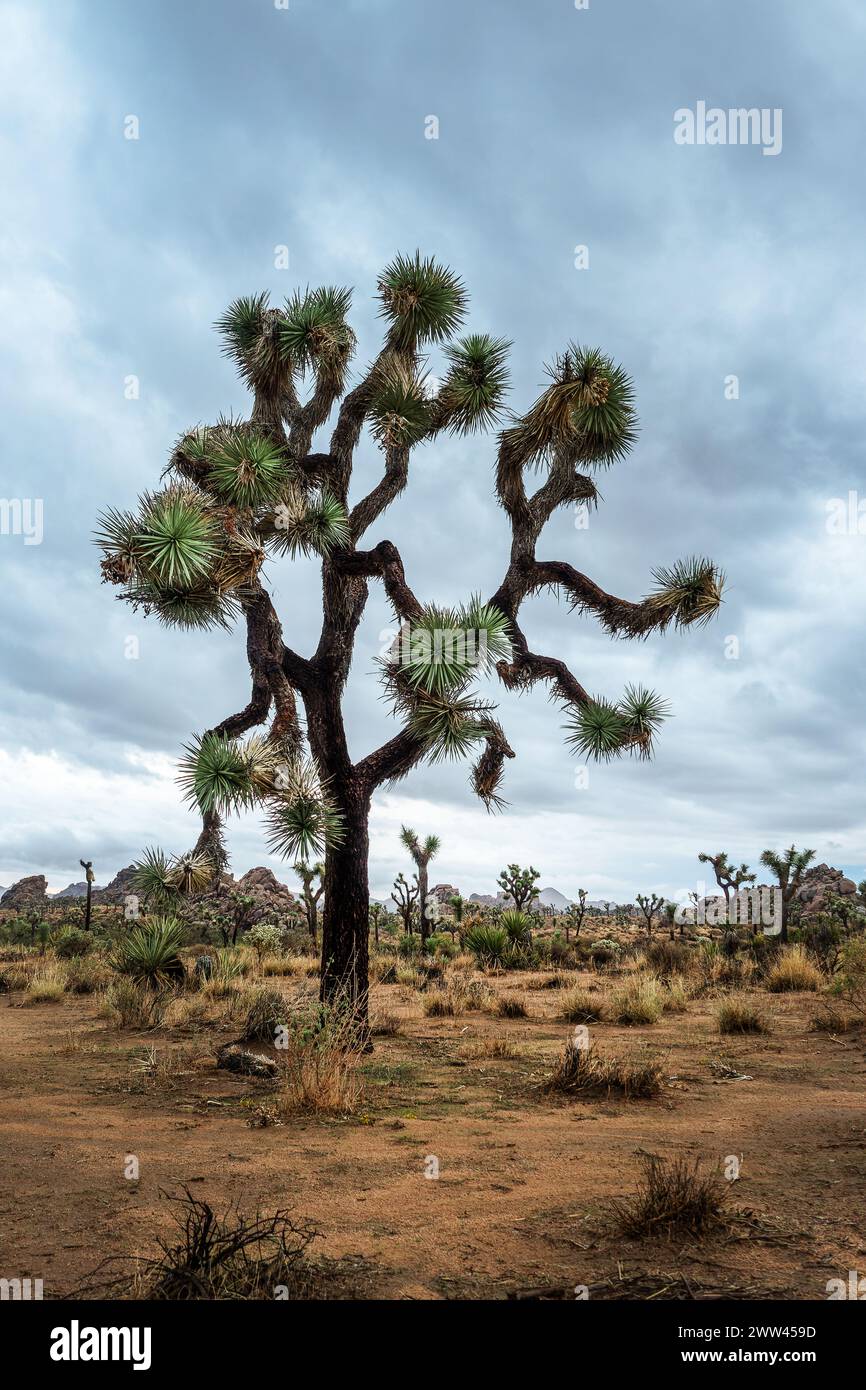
(52, 881, 103, 899)
(537, 886, 569, 910)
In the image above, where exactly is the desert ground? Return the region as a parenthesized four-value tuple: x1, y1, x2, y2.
(1, 938, 863, 1301)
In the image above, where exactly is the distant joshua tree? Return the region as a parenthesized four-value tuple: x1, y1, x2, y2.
(293, 860, 325, 945)
(400, 827, 441, 945)
(636, 892, 665, 936)
(498, 864, 541, 913)
(759, 845, 815, 943)
(697, 851, 756, 913)
(448, 893, 465, 941)
(96, 254, 723, 1026)
(79, 859, 95, 931)
(563, 888, 589, 941)
(391, 871, 419, 935)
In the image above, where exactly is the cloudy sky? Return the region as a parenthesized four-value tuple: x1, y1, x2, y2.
(1, 0, 864, 903)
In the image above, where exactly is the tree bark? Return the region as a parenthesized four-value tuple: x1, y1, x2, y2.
(318, 783, 371, 1027)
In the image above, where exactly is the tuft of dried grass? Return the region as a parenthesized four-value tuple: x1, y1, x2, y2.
(557, 986, 605, 1024)
(21, 961, 67, 1004)
(766, 946, 823, 994)
(716, 998, 769, 1035)
(612, 1152, 728, 1238)
(459, 1034, 524, 1060)
(544, 1042, 664, 1099)
(610, 974, 664, 1025)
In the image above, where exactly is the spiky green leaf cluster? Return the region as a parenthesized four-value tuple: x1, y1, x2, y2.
(135, 489, 219, 587)
(564, 685, 670, 763)
(264, 759, 344, 861)
(390, 598, 511, 696)
(215, 293, 289, 396)
(206, 433, 289, 509)
(178, 732, 272, 815)
(112, 916, 186, 990)
(500, 343, 637, 471)
(647, 556, 725, 628)
(132, 846, 215, 906)
(279, 285, 355, 386)
(369, 362, 432, 449)
(270, 489, 350, 557)
(377, 252, 467, 351)
(437, 334, 511, 435)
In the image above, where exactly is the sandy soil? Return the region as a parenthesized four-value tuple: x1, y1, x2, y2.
(1, 970, 864, 1300)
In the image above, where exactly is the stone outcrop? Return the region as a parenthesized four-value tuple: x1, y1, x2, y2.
(92, 865, 139, 905)
(0, 875, 48, 911)
(796, 864, 858, 918)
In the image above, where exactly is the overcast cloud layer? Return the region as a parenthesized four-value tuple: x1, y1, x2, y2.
(1, 0, 864, 902)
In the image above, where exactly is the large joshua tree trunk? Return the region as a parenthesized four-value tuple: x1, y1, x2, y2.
(319, 782, 371, 1017)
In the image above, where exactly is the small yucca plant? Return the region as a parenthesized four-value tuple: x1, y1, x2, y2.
(113, 917, 186, 990)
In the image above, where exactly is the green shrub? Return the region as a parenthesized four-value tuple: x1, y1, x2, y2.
(464, 924, 510, 969)
(54, 927, 92, 959)
(397, 933, 421, 958)
(113, 917, 186, 990)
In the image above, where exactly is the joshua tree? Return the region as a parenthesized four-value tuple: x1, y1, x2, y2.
(697, 851, 756, 917)
(448, 893, 465, 942)
(293, 860, 325, 945)
(79, 859, 95, 931)
(96, 255, 723, 1026)
(636, 892, 665, 936)
(497, 863, 540, 913)
(400, 826, 441, 945)
(663, 900, 678, 940)
(391, 871, 419, 935)
(759, 845, 815, 943)
(369, 901, 384, 947)
(563, 888, 588, 941)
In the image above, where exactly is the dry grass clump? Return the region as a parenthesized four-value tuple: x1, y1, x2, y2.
(65, 956, 112, 994)
(527, 972, 575, 991)
(766, 945, 823, 993)
(261, 954, 297, 977)
(395, 962, 426, 990)
(610, 974, 664, 1025)
(558, 987, 605, 1023)
(492, 993, 529, 1019)
(369, 954, 399, 984)
(21, 961, 67, 1004)
(612, 1152, 728, 1238)
(423, 989, 459, 1017)
(662, 974, 692, 1013)
(241, 987, 288, 1044)
(99, 978, 169, 1030)
(271, 1006, 366, 1118)
(0, 960, 38, 992)
(369, 1009, 402, 1036)
(459, 1034, 524, 1060)
(449, 952, 476, 973)
(716, 998, 770, 1035)
(809, 1005, 858, 1034)
(544, 1041, 664, 1099)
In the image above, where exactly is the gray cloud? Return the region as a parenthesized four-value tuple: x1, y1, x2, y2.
(1, 0, 864, 898)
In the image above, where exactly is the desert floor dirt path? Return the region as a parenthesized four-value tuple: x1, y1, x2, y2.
(0, 978, 864, 1300)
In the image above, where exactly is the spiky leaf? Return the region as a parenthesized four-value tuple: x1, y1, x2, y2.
(377, 252, 467, 351)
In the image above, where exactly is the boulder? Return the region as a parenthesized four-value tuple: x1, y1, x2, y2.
(796, 864, 860, 917)
(0, 875, 48, 911)
(92, 865, 139, 905)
